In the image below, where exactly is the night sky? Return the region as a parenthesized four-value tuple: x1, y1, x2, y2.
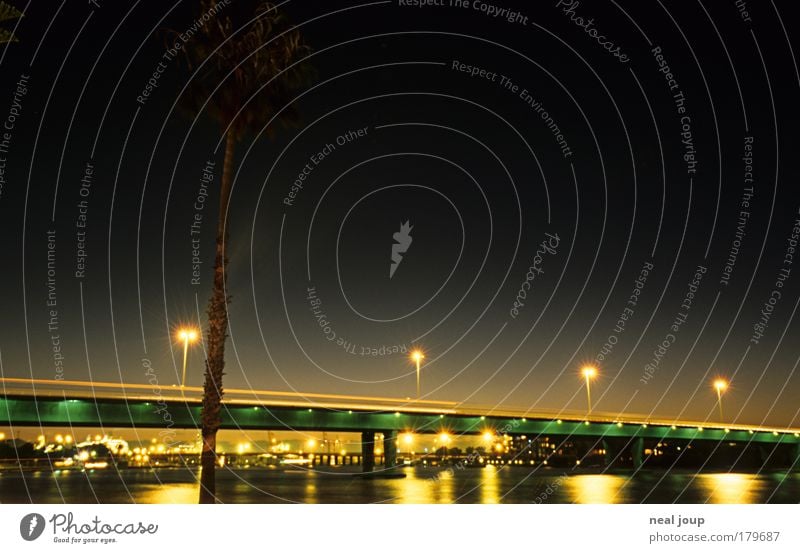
(1, 0, 800, 427)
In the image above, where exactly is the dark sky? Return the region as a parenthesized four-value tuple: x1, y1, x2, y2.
(1, 0, 799, 426)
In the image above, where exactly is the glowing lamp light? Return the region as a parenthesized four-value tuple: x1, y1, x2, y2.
(713, 378, 729, 422)
(410, 349, 426, 397)
(177, 328, 199, 342)
(581, 366, 598, 415)
(176, 326, 200, 388)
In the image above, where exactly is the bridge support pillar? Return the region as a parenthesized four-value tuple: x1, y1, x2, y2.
(361, 431, 376, 472)
(632, 437, 644, 470)
(602, 439, 622, 468)
(793, 443, 800, 470)
(382, 430, 398, 469)
(757, 444, 770, 465)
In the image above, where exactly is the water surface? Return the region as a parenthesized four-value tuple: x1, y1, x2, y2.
(1, 467, 797, 503)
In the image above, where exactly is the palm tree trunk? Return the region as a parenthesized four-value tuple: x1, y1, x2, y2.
(198, 128, 236, 504)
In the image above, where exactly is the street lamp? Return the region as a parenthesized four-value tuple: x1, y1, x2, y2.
(713, 378, 728, 421)
(402, 433, 414, 460)
(411, 349, 425, 397)
(439, 432, 450, 460)
(581, 366, 598, 416)
(176, 327, 200, 387)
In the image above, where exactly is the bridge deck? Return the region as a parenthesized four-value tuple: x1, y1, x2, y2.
(1, 379, 798, 446)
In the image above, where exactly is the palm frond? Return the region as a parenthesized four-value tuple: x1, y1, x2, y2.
(171, 0, 313, 141)
(0, 1, 22, 24)
(0, 27, 17, 43)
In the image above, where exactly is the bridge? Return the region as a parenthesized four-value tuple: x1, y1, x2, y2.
(1, 378, 799, 471)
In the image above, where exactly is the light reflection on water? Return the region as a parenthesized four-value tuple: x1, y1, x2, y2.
(564, 474, 629, 504)
(138, 484, 198, 504)
(385, 469, 444, 503)
(425, 467, 456, 504)
(2, 467, 798, 503)
(479, 465, 501, 504)
(695, 473, 759, 504)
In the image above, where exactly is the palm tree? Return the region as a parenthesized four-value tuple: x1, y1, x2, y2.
(172, 0, 311, 504)
(0, 1, 23, 44)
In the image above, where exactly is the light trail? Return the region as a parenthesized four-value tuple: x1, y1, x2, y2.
(0, 377, 457, 405)
(1, 377, 799, 434)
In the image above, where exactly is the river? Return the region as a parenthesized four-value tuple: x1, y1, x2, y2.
(1, 466, 797, 503)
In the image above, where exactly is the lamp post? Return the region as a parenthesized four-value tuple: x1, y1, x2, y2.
(581, 366, 598, 416)
(439, 432, 450, 461)
(713, 378, 728, 422)
(411, 349, 425, 398)
(403, 433, 414, 461)
(177, 327, 200, 388)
